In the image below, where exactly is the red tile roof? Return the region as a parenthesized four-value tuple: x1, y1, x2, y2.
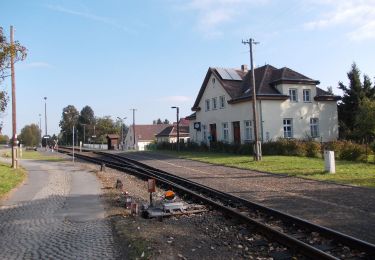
(133, 124, 171, 141)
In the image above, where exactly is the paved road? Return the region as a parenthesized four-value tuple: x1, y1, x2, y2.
(0, 156, 118, 259)
(121, 151, 375, 244)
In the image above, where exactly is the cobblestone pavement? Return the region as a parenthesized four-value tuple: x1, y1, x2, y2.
(0, 158, 119, 259)
(122, 151, 375, 244)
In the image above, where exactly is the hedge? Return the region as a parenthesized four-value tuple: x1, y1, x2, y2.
(149, 139, 374, 162)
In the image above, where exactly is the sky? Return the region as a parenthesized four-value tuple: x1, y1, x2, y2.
(1, 0, 375, 137)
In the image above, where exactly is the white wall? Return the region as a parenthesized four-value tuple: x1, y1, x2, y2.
(191, 74, 255, 144)
(190, 77, 338, 143)
(124, 127, 137, 150)
(261, 99, 338, 142)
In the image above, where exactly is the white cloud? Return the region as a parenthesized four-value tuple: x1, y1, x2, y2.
(27, 62, 51, 68)
(46, 5, 131, 32)
(304, 0, 375, 41)
(159, 96, 192, 103)
(19, 62, 52, 69)
(176, 0, 268, 37)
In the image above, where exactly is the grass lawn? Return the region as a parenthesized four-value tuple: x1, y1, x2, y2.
(154, 151, 375, 188)
(0, 163, 26, 199)
(1, 150, 63, 161)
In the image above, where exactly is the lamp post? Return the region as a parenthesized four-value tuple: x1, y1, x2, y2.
(39, 114, 42, 147)
(117, 117, 127, 150)
(171, 106, 180, 152)
(44, 97, 47, 136)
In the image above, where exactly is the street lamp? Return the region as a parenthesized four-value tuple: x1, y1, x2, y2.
(39, 114, 42, 147)
(44, 97, 47, 136)
(117, 117, 127, 150)
(171, 106, 180, 152)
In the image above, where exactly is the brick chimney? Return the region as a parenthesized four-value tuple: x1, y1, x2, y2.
(241, 64, 248, 72)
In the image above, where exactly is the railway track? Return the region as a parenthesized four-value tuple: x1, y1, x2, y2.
(58, 147, 375, 259)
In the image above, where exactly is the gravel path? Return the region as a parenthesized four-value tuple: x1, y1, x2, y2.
(121, 151, 375, 244)
(0, 157, 119, 259)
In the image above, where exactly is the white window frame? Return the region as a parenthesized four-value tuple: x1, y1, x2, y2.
(205, 99, 210, 111)
(222, 122, 229, 142)
(289, 88, 298, 102)
(212, 97, 218, 110)
(310, 118, 319, 138)
(202, 124, 207, 142)
(283, 118, 293, 138)
(303, 89, 311, 102)
(244, 120, 253, 141)
(219, 95, 226, 109)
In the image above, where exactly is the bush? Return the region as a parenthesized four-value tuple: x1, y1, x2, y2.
(305, 141, 321, 158)
(338, 141, 367, 161)
(262, 139, 312, 157)
(371, 142, 375, 162)
(153, 139, 370, 162)
(324, 141, 344, 158)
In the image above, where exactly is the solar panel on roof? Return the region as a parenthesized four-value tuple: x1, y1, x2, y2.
(226, 69, 242, 80)
(216, 68, 232, 80)
(216, 68, 242, 81)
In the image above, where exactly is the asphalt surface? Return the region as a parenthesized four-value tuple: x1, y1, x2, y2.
(0, 153, 118, 259)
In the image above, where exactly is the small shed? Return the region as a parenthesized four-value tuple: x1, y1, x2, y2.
(106, 134, 120, 150)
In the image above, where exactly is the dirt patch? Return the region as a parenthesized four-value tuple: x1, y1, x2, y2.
(78, 161, 290, 260)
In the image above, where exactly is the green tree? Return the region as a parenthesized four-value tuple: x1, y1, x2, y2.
(0, 134, 9, 144)
(19, 124, 41, 147)
(95, 116, 118, 143)
(59, 105, 79, 145)
(355, 98, 375, 142)
(0, 27, 27, 130)
(338, 63, 375, 140)
(77, 105, 95, 143)
(163, 119, 170, 124)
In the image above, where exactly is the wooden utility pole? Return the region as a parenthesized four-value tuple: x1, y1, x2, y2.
(242, 38, 262, 161)
(10, 26, 18, 168)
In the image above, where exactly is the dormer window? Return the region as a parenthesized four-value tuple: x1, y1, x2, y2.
(289, 88, 298, 102)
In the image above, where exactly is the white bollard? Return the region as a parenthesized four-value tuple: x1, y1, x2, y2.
(324, 150, 335, 173)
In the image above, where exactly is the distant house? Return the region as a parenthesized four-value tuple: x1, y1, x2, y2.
(106, 134, 120, 150)
(124, 124, 171, 151)
(155, 119, 190, 144)
(188, 64, 340, 144)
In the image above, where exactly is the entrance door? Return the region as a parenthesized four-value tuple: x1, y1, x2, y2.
(233, 121, 240, 144)
(209, 124, 217, 142)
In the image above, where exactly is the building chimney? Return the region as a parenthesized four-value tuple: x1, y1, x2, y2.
(241, 64, 248, 72)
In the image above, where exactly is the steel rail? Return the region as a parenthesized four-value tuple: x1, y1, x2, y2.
(57, 148, 374, 259)
(97, 151, 375, 256)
